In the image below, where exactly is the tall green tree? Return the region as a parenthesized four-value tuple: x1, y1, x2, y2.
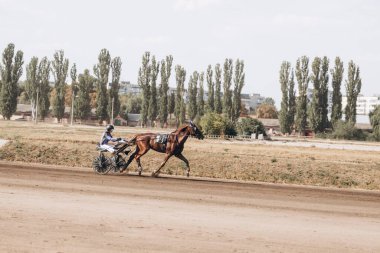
(214, 63, 222, 114)
(147, 56, 159, 127)
(37, 57, 51, 120)
(0, 43, 24, 120)
(197, 72, 205, 118)
(168, 91, 175, 124)
(180, 95, 186, 125)
(279, 61, 291, 134)
(345, 61, 362, 124)
(174, 65, 186, 126)
(94, 49, 111, 123)
(222, 59, 233, 121)
(138, 52, 151, 127)
(295, 56, 310, 135)
(310, 56, 330, 133)
(75, 69, 94, 120)
(310, 57, 322, 132)
(109, 57, 122, 122)
(25, 57, 40, 121)
(51, 50, 69, 122)
(330, 57, 344, 127)
(206, 65, 214, 112)
(288, 71, 296, 133)
(70, 63, 77, 123)
(232, 59, 245, 122)
(174, 66, 181, 126)
(369, 105, 380, 140)
(188, 71, 198, 120)
(320, 57, 330, 131)
(159, 55, 173, 127)
(70, 64, 77, 91)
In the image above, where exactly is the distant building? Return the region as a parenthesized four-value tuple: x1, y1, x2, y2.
(119, 81, 142, 95)
(198, 91, 267, 112)
(119, 81, 187, 99)
(342, 95, 380, 115)
(241, 93, 266, 112)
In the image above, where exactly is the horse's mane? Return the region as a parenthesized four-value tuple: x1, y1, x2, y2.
(172, 124, 190, 134)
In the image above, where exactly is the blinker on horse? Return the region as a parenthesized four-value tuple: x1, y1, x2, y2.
(121, 121, 204, 177)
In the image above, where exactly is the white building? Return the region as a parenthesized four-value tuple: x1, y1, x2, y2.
(119, 81, 142, 95)
(342, 95, 380, 115)
(241, 93, 266, 111)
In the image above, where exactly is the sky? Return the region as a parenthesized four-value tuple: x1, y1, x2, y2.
(1, 0, 379, 106)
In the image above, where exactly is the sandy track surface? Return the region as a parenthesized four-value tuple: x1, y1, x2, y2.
(1, 162, 380, 253)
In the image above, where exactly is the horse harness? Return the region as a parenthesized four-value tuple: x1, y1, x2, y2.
(155, 133, 181, 150)
(155, 134, 169, 144)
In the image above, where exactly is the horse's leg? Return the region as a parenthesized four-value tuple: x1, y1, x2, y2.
(135, 157, 143, 176)
(119, 148, 137, 173)
(152, 153, 172, 177)
(175, 153, 190, 177)
(134, 147, 150, 176)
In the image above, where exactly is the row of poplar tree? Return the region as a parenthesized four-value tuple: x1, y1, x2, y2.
(137, 52, 245, 128)
(279, 56, 362, 135)
(0, 43, 246, 127)
(0, 43, 122, 122)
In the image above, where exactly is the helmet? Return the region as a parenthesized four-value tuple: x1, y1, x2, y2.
(106, 124, 114, 132)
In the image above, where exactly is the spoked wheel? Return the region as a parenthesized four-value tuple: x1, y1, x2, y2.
(92, 153, 114, 175)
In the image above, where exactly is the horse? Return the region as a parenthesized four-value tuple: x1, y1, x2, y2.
(120, 121, 204, 177)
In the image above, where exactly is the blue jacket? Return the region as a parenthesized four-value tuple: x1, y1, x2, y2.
(100, 131, 118, 145)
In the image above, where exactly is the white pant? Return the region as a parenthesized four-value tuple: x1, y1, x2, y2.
(100, 144, 116, 154)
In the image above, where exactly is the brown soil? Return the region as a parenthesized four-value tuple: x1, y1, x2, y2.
(1, 121, 380, 190)
(1, 161, 380, 252)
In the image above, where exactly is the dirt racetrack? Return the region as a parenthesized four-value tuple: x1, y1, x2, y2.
(1, 161, 380, 253)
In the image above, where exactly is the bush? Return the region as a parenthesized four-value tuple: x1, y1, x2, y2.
(367, 131, 380, 141)
(256, 104, 278, 119)
(330, 121, 367, 141)
(369, 105, 380, 141)
(224, 121, 237, 136)
(236, 117, 266, 136)
(200, 112, 237, 136)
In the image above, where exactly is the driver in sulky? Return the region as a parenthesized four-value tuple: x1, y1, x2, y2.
(99, 124, 124, 165)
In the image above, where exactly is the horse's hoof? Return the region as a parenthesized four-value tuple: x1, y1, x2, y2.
(138, 171, 142, 176)
(151, 171, 159, 177)
(186, 172, 190, 177)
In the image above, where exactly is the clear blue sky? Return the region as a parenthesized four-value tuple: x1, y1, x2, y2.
(1, 0, 379, 106)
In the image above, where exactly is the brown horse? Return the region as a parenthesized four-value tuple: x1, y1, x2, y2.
(121, 121, 204, 177)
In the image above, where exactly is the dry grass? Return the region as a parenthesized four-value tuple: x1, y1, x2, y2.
(1, 120, 380, 190)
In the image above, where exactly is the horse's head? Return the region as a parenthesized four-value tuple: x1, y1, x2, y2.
(188, 121, 204, 140)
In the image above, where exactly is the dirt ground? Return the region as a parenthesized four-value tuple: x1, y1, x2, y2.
(1, 121, 380, 190)
(1, 161, 380, 253)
